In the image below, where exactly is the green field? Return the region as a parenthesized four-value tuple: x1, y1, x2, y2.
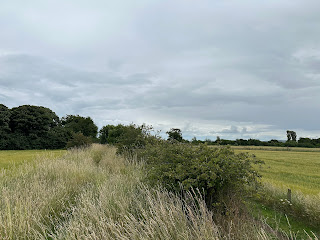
(0, 146, 319, 238)
(234, 147, 320, 196)
(0, 150, 66, 169)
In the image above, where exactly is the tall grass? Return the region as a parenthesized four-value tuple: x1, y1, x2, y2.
(0, 144, 317, 239)
(257, 183, 320, 229)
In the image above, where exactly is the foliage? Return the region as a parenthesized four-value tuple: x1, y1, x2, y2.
(141, 141, 263, 207)
(6, 105, 64, 149)
(166, 128, 183, 142)
(46, 126, 72, 149)
(287, 130, 297, 142)
(253, 183, 320, 231)
(0, 104, 12, 149)
(99, 124, 153, 153)
(0, 145, 308, 240)
(62, 115, 98, 138)
(66, 132, 93, 149)
(9, 105, 59, 136)
(0, 104, 11, 133)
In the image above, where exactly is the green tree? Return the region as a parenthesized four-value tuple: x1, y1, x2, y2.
(9, 105, 60, 149)
(99, 124, 148, 153)
(66, 132, 93, 149)
(166, 128, 183, 142)
(0, 104, 11, 149)
(286, 130, 297, 142)
(62, 115, 98, 138)
(10, 105, 59, 135)
(45, 126, 72, 149)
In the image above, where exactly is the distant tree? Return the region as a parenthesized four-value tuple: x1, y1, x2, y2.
(0, 104, 11, 149)
(62, 115, 98, 138)
(291, 131, 297, 142)
(45, 126, 72, 149)
(166, 128, 183, 142)
(10, 105, 59, 135)
(0, 104, 11, 133)
(297, 137, 315, 148)
(268, 139, 282, 146)
(286, 130, 297, 142)
(215, 136, 221, 145)
(66, 132, 92, 149)
(9, 105, 60, 149)
(99, 124, 148, 153)
(286, 130, 291, 141)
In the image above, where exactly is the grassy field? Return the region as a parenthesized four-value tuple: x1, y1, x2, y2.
(233, 146, 320, 237)
(232, 145, 320, 152)
(233, 146, 320, 196)
(0, 149, 66, 169)
(0, 145, 319, 239)
(1, 145, 315, 239)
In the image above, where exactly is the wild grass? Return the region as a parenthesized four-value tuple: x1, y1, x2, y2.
(0, 144, 317, 239)
(233, 147, 320, 236)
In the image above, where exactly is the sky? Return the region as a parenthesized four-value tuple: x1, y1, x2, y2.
(1, 0, 320, 140)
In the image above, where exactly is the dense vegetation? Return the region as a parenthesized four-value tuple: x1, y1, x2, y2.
(193, 137, 320, 148)
(1, 104, 320, 150)
(2, 145, 317, 239)
(1, 102, 320, 238)
(0, 104, 97, 150)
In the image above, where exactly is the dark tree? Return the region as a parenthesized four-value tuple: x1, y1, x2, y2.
(286, 130, 297, 142)
(286, 130, 291, 141)
(9, 105, 60, 149)
(0, 104, 11, 149)
(166, 128, 183, 142)
(66, 132, 93, 149)
(62, 115, 98, 138)
(10, 105, 59, 136)
(0, 104, 11, 133)
(45, 126, 72, 149)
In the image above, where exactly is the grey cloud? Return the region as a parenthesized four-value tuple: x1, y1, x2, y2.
(1, 1, 320, 140)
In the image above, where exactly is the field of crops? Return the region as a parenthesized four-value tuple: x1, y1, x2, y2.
(0, 150, 66, 169)
(233, 147, 320, 196)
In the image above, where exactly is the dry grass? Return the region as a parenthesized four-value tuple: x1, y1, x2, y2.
(0, 144, 317, 239)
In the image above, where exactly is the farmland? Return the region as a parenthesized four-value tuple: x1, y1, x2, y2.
(0, 145, 319, 239)
(0, 149, 66, 169)
(233, 146, 320, 195)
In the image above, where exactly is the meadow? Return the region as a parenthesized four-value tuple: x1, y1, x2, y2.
(0, 149, 65, 169)
(233, 146, 320, 195)
(0, 145, 319, 239)
(233, 146, 320, 236)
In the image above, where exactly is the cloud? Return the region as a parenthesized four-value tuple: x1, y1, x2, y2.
(0, 1, 320, 140)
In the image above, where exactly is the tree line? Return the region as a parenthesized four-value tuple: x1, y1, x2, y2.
(1, 104, 320, 150)
(0, 104, 97, 150)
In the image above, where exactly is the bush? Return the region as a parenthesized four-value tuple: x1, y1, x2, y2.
(66, 132, 93, 149)
(99, 124, 155, 154)
(141, 140, 263, 208)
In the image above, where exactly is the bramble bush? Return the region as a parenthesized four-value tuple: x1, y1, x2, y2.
(140, 140, 263, 208)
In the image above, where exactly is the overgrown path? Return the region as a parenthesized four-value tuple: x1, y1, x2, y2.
(0, 145, 318, 239)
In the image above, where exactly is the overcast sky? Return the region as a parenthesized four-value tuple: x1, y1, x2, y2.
(1, 0, 320, 140)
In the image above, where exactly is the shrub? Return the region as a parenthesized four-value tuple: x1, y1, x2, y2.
(99, 124, 156, 154)
(66, 132, 93, 149)
(141, 140, 263, 208)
